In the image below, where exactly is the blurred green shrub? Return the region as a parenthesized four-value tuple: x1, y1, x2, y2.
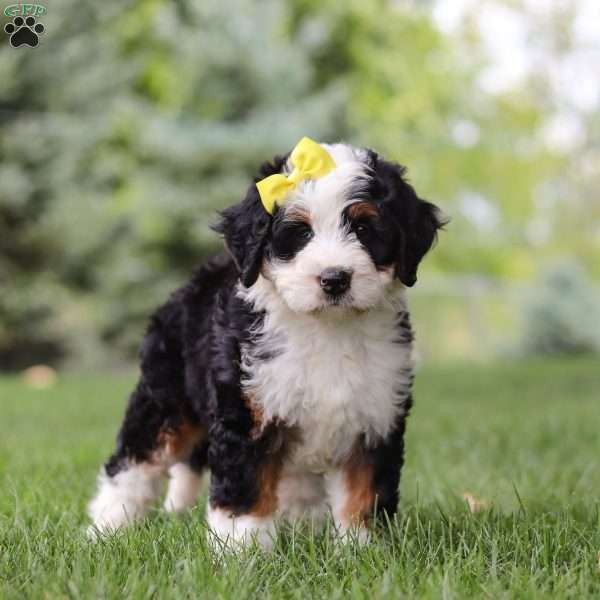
(0, 0, 346, 368)
(518, 262, 600, 356)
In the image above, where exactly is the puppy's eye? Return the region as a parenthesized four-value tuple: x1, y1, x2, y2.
(272, 221, 314, 260)
(354, 222, 372, 238)
(293, 224, 313, 240)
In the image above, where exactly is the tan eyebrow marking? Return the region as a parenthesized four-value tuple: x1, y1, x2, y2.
(347, 202, 379, 220)
(284, 206, 312, 225)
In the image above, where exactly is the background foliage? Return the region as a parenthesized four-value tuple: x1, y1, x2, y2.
(1, 0, 598, 369)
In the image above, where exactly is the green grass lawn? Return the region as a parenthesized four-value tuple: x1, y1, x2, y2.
(1, 358, 599, 599)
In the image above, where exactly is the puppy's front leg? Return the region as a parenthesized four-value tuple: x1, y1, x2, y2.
(207, 455, 281, 551)
(326, 413, 409, 543)
(207, 420, 282, 551)
(206, 376, 283, 551)
(325, 457, 374, 544)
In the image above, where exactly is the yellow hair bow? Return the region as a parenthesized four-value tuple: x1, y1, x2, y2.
(256, 137, 336, 214)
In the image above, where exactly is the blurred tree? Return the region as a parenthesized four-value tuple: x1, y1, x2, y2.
(424, 0, 600, 277)
(288, 0, 560, 278)
(518, 261, 600, 355)
(0, 0, 345, 367)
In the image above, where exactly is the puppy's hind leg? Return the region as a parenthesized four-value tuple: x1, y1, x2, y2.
(88, 396, 206, 536)
(87, 377, 168, 536)
(88, 456, 165, 537)
(88, 309, 204, 536)
(164, 442, 208, 514)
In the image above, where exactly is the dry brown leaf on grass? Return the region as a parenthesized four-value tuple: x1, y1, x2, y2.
(22, 365, 58, 389)
(462, 491, 489, 514)
(597, 551, 600, 572)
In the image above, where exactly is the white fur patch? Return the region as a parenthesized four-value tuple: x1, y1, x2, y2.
(276, 468, 328, 522)
(164, 463, 204, 513)
(240, 280, 412, 472)
(324, 469, 347, 528)
(87, 464, 164, 536)
(206, 504, 275, 551)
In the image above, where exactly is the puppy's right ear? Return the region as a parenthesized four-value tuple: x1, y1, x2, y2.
(212, 155, 287, 288)
(212, 186, 271, 288)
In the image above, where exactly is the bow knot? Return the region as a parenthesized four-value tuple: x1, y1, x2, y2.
(256, 137, 336, 214)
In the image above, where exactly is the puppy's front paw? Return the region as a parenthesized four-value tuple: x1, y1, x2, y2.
(206, 505, 275, 552)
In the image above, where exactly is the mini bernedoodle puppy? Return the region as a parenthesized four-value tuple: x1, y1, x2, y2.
(88, 138, 445, 549)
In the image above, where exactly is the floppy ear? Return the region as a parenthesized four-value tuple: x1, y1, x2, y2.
(371, 154, 445, 287)
(397, 198, 445, 287)
(212, 155, 287, 288)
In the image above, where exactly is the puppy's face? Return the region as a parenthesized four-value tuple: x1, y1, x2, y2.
(216, 143, 444, 314)
(266, 146, 400, 313)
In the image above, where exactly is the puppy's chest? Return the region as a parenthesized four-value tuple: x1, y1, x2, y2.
(241, 312, 413, 470)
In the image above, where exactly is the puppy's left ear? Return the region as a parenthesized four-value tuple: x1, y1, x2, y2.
(397, 197, 446, 287)
(212, 155, 287, 288)
(374, 156, 446, 287)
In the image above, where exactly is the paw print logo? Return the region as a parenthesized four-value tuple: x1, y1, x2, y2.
(4, 16, 44, 48)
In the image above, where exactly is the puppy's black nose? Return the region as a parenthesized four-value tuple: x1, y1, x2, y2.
(319, 267, 353, 296)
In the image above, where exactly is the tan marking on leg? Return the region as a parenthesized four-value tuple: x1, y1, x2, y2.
(157, 421, 205, 463)
(342, 450, 375, 528)
(242, 393, 267, 439)
(229, 425, 295, 519)
(251, 458, 283, 518)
